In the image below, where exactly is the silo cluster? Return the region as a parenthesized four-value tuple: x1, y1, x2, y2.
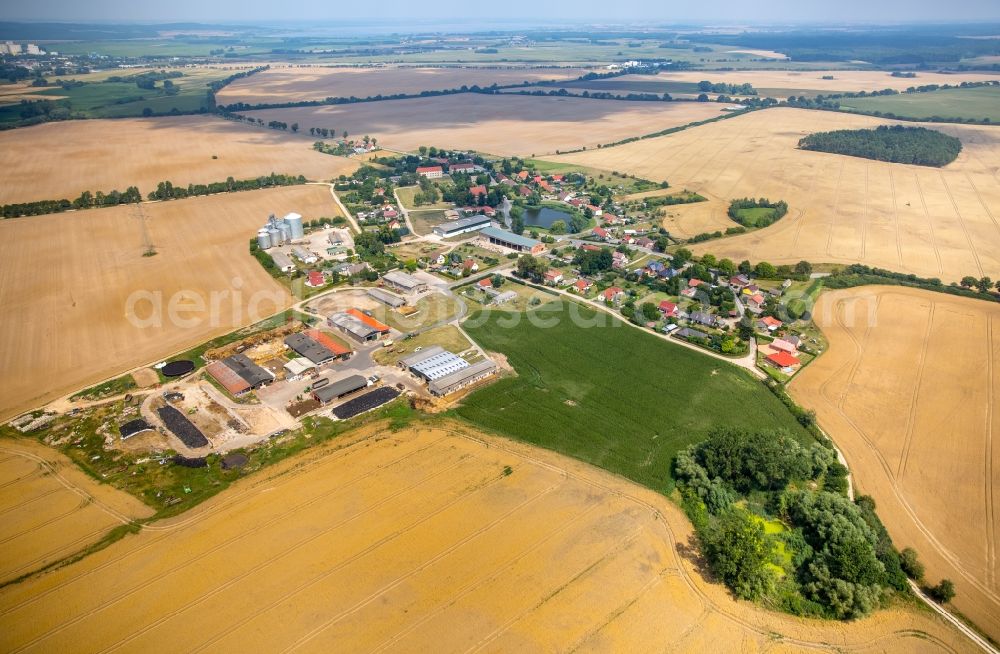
(256, 213, 305, 250)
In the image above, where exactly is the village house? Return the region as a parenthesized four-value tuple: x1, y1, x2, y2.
(544, 269, 564, 285)
(612, 251, 629, 269)
(747, 293, 766, 312)
(635, 237, 655, 249)
(766, 350, 801, 370)
(463, 258, 479, 273)
(416, 165, 444, 179)
(758, 316, 783, 332)
(574, 278, 594, 293)
(477, 277, 493, 290)
(659, 300, 679, 318)
(601, 286, 625, 304)
(469, 184, 487, 198)
(592, 226, 610, 241)
(770, 338, 799, 354)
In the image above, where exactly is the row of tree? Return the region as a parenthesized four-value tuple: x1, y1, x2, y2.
(1, 186, 142, 218)
(146, 173, 306, 201)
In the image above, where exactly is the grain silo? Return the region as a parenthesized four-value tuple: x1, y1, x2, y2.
(267, 226, 282, 247)
(284, 212, 304, 239)
(278, 222, 292, 243)
(257, 229, 272, 250)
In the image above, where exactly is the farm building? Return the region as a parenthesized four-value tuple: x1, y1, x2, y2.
(479, 226, 545, 254)
(313, 374, 368, 404)
(382, 270, 427, 294)
(434, 214, 493, 238)
(225, 353, 274, 388)
(284, 332, 339, 365)
(770, 338, 799, 354)
(400, 346, 469, 381)
(270, 250, 296, 273)
(328, 309, 391, 343)
(305, 271, 325, 287)
(676, 327, 709, 341)
(449, 162, 478, 174)
(488, 289, 517, 305)
(292, 246, 318, 264)
(429, 359, 497, 396)
(367, 287, 406, 308)
(283, 357, 317, 379)
(306, 329, 352, 358)
(206, 360, 251, 395)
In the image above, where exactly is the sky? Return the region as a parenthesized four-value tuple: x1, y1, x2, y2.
(4, 0, 999, 25)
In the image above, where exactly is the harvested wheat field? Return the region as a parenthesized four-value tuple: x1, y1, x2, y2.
(0, 439, 152, 585)
(610, 70, 1000, 96)
(791, 286, 1000, 642)
(243, 93, 734, 156)
(216, 65, 589, 105)
(0, 185, 349, 420)
(0, 423, 973, 653)
(0, 116, 358, 205)
(548, 107, 1000, 280)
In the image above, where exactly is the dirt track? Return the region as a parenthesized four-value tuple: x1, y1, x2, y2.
(0, 423, 974, 653)
(791, 286, 1000, 642)
(548, 107, 1000, 281)
(0, 185, 348, 421)
(0, 439, 152, 585)
(243, 93, 733, 156)
(0, 116, 358, 205)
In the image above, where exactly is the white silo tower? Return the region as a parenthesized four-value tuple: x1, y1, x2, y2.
(257, 229, 272, 250)
(278, 222, 292, 243)
(284, 212, 304, 239)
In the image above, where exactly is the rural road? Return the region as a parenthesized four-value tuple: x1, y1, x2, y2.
(909, 580, 1000, 654)
(392, 187, 419, 237)
(309, 183, 361, 234)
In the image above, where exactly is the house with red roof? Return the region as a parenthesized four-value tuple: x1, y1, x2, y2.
(469, 184, 487, 198)
(747, 293, 766, 311)
(477, 277, 493, 289)
(574, 278, 593, 293)
(516, 170, 529, 181)
(659, 300, 679, 317)
(518, 185, 532, 197)
(382, 208, 398, 219)
(601, 286, 625, 304)
(463, 258, 479, 272)
(544, 269, 564, 285)
(416, 165, 443, 179)
(449, 162, 476, 174)
(766, 350, 800, 369)
(758, 316, 783, 332)
(587, 205, 603, 217)
(538, 180, 553, 193)
(580, 243, 602, 252)
(592, 226, 610, 241)
(305, 271, 325, 288)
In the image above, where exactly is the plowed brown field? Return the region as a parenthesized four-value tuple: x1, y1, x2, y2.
(547, 107, 1000, 280)
(0, 116, 357, 205)
(0, 439, 152, 584)
(0, 424, 974, 653)
(216, 65, 589, 105)
(791, 286, 1000, 642)
(243, 93, 734, 156)
(0, 185, 349, 420)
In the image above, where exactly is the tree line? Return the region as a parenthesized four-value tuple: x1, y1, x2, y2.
(1, 173, 305, 218)
(147, 173, 306, 201)
(1, 186, 142, 218)
(727, 197, 789, 228)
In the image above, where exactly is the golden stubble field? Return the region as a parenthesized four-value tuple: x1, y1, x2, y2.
(0, 423, 975, 653)
(791, 286, 1000, 642)
(608, 70, 1000, 96)
(0, 116, 358, 205)
(216, 65, 590, 105)
(0, 439, 152, 585)
(548, 107, 1000, 280)
(0, 185, 350, 421)
(243, 93, 734, 156)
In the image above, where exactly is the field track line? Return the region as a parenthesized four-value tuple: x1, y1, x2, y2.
(915, 171, 945, 275)
(814, 298, 1000, 609)
(824, 159, 847, 258)
(939, 170, 985, 277)
(965, 172, 1000, 243)
(791, 156, 836, 250)
(986, 317, 997, 590)
(93, 454, 479, 654)
(0, 446, 134, 526)
(462, 528, 646, 654)
(220, 479, 565, 654)
(648, 606, 715, 654)
(716, 116, 782, 200)
(0, 431, 452, 619)
(0, 496, 92, 547)
(367, 501, 609, 653)
(897, 300, 936, 480)
(2, 521, 117, 583)
(860, 163, 869, 259)
(563, 568, 678, 654)
(0, 464, 43, 491)
(887, 165, 904, 267)
(0, 487, 64, 517)
(669, 114, 757, 195)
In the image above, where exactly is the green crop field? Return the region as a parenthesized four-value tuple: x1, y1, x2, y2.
(733, 206, 777, 227)
(456, 301, 812, 494)
(839, 86, 1000, 122)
